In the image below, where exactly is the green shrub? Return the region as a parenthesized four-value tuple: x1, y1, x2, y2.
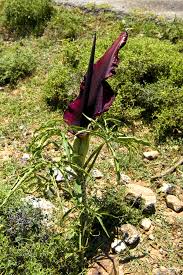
(123, 12, 183, 43)
(98, 187, 143, 228)
(154, 92, 183, 141)
(45, 7, 88, 40)
(107, 36, 183, 140)
(43, 63, 79, 109)
(0, 45, 36, 86)
(0, 188, 81, 275)
(3, 0, 53, 37)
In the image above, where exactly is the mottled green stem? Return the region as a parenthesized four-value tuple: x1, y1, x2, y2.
(72, 134, 90, 268)
(72, 134, 90, 206)
(73, 134, 90, 168)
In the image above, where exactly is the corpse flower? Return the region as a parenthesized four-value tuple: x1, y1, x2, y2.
(64, 31, 128, 129)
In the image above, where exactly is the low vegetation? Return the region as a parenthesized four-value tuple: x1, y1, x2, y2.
(2, 0, 53, 37)
(0, 1, 182, 274)
(0, 45, 36, 86)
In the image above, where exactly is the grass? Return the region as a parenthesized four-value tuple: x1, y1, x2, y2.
(0, 3, 183, 274)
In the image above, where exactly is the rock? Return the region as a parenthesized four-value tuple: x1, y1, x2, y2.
(117, 224, 140, 248)
(87, 255, 120, 275)
(53, 166, 76, 182)
(166, 195, 183, 213)
(120, 173, 132, 184)
(143, 150, 159, 160)
(111, 239, 127, 253)
(152, 266, 181, 275)
(21, 153, 30, 162)
(159, 183, 175, 195)
(148, 234, 155, 241)
(23, 196, 56, 226)
(53, 168, 64, 182)
(92, 168, 104, 179)
(125, 184, 156, 213)
(140, 218, 152, 231)
(19, 125, 25, 130)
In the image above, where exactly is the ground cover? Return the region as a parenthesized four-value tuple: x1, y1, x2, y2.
(0, 2, 182, 274)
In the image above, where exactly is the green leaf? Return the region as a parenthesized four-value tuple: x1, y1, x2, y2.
(96, 215, 110, 238)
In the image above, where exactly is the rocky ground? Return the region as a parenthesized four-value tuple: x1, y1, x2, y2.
(55, 0, 183, 19)
(23, 150, 183, 275)
(85, 152, 183, 274)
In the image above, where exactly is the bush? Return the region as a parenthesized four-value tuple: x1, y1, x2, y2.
(43, 63, 79, 110)
(0, 45, 36, 86)
(107, 36, 183, 140)
(123, 12, 183, 43)
(45, 7, 89, 40)
(3, 0, 53, 37)
(0, 188, 81, 275)
(98, 187, 143, 229)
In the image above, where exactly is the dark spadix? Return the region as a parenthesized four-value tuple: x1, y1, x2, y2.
(64, 31, 128, 128)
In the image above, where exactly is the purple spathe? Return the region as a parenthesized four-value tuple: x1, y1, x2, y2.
(64, 31, 128, 128)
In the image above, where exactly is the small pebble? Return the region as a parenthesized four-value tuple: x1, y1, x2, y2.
(92, 168, 104, 179)
(141, 218, 151, 231)
(118, 224, 140, 248)
(148, 234, 155, 240)
(111, 239, 127, 253)
(143, 150, 159, 160)
(120, 173, 131, 184)
(21, 153, 30, 162)
(159, 183, 175, 195)
(166, 195, 183, 213)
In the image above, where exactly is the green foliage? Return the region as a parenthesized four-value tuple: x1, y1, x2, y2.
(45, 6, 90, 40)
(0, 45, 36, 86)
(1, 119, 147, 273)
(99, 187, 143, 228)
(0, 219, 80, 274)
(123, 12, 183, 43)
(108, 37, 183, 140)
(3, 0, 53, 37)
(43, 63, 78, 110)
(0, 187, 81, 275)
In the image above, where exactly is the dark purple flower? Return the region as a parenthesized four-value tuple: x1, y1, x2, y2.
(64, 31, 128, 128)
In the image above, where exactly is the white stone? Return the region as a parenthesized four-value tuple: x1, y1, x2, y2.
(159, 183, 175, 195)
(118, 224, 140, 247)
(92, 168, 104, 179)
(19, 125, 25, 130)
(111, 239, 127, 253)
(23, 196, 56, 227)
(125, 184, 156, 213)
(23, 196, 55, 214)
(120, 173, 132, 184)
(53, 168, 64, 182)
(53, 166, 76, 182)
(143, 150, 159, 160)
(21, 153, 30, 162)
(141, 218, 151, 231)
(148, 234, 155, 240)
(166, 195, 183, 213)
